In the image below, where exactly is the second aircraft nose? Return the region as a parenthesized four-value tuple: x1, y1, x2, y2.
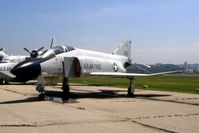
(11, 60, 41, 82)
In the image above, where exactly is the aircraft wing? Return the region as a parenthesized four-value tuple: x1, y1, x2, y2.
(90, 71, 179, 78)
(0, 71, 16, 81)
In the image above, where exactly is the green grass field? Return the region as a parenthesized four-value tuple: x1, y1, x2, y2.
(69, 74, 199, 94)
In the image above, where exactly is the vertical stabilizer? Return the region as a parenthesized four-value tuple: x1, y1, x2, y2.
(0, 48, 7, 60)
(0, 48, 5, 51)
(113, 40, 131, 59)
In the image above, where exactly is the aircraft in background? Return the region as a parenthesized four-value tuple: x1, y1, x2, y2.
(0, 47, 27, 84)
(0, 47, 46, 63)
(9, 40, 178, 99)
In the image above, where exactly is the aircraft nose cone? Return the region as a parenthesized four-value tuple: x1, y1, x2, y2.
(11, 61, 41, 82)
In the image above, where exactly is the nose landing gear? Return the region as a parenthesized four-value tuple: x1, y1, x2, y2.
(35, 77, 71, 101)
(36, 83, 46, 100)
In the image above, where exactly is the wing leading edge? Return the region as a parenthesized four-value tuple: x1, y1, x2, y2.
(90, 71, 179, 78)
(0, 71, 16, 81)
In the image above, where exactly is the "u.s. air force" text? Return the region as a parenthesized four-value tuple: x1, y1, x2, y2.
(84, 63, 101, 70)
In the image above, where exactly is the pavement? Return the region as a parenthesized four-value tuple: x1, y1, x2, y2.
(0, 84, 199, 133)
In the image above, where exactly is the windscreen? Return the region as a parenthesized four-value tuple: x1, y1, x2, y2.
(41, 46, 75, 58)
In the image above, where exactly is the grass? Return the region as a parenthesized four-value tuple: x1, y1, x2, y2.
(69, 74, 199, 94)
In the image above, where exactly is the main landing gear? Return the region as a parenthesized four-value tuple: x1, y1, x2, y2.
(127, 77, 135, 97)
(0, 79, 9, 85)
(36, 77, 71, 101)
(61, 77, 71, 100)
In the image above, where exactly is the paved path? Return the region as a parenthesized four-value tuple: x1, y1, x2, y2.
(0, 84, 199, 133)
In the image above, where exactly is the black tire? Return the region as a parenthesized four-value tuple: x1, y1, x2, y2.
(4, 81, 9, 85)
(127, 87, 134, 97)
(0, 79, 3, 85)
(38, 94, 45, 101)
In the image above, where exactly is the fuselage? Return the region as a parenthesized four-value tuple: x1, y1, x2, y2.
(40, 48, 128, 77)
(1, 55, 27, 63)
(0, 56, 27, 82)
(10, 45, 130, 82)
(0, 62, 16, 72)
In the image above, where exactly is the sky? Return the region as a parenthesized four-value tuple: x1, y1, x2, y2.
(0, 0, 199, 64)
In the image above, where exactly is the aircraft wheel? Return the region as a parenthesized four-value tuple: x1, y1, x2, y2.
(4, 81, 9, 85)
(38, 94, 45, 101)
(0, 79, 3, 85)
(127, 87, 134, 97)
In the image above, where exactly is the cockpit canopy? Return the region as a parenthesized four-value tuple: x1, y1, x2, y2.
(41, 46, 75, 58)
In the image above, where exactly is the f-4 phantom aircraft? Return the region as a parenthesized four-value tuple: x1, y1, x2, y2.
(8, 40, 178, 98)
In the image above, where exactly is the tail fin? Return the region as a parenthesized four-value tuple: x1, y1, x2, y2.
(0, 48, 5, 51)
(113, 40, 131, 59)
(0, 48, 7, 60)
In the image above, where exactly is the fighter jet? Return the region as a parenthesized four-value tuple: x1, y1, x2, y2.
(9, 40, 178, 98)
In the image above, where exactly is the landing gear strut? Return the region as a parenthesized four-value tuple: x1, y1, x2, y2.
(4, 81, 9, 85)
(0, 79, 9, 85)
(62, 77, 70, 100)
(127, 77, 135, 97)
(35, 76, 71, 101)
(36, 83, 46, 100)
